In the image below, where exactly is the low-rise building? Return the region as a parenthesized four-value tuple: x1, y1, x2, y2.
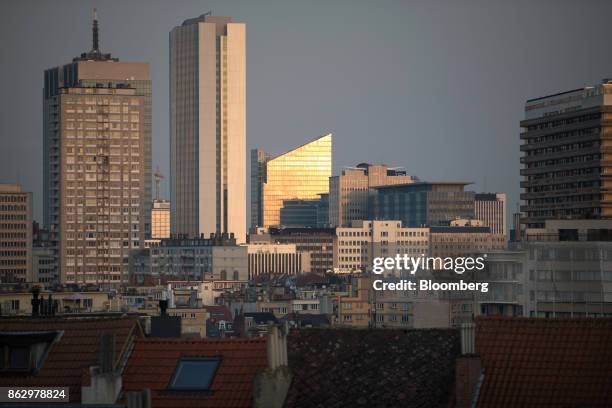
(247, 243, 310, 278)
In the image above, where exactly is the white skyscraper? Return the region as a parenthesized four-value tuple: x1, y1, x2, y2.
(170, 14, 246, 242)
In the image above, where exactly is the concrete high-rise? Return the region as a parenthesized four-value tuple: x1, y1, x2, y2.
(0, 184, 32, 283)
(251, 134, 332, 228)
(170, 14, 246, 242)
(521, 80, 612, 227)
(475, 192, 507, 236)
(43, 12, 150, 286)
(329, 163, 417, 227)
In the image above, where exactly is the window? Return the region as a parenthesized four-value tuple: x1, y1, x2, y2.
(169, 358, 220, 391)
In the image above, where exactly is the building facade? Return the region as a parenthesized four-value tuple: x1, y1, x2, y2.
(151, 199, 170, 239)
(374, 182, 475, 227)
(170, 15, 246, 242)
(329, 163, 417, 227)
(131, 234, 248, 283)
(474, 192, 507, 236)
(250, 227, 335, 274)
(251, 134, 332, 228)
(247, 243, 310, 279)
(429, 226, 507, 257)
(334, 220, 429, 274)
(43, 17, 150, 286)
(0, 184, 32, 283)
(522, 219, 612, 317)
(521, 81, 612, 227)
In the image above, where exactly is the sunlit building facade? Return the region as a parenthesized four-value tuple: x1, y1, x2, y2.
(43, 16, 150, 287)
(251, 133, 332, 228)
(151, 200, 170, 239)
(170, 15, 246, 242)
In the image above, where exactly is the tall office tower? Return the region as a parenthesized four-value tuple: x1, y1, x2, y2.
(475, 193, 507, 236)
(521, 80, 612, 228)
(0, 184, 32, 283)
(374, 182, 475, 227)
(329, 163, 417, 227)
(251, 149, 271, 229)
(151, 200, 170, 239)
(251, 134, 332, 228)
(170, 14, 246, 242)
(43, 14, 150, 286)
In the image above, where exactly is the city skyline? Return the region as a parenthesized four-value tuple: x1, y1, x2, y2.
(5, 0, 612, 224)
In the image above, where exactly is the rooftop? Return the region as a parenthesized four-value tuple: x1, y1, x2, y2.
(0, 317, 143, 403)
(475, 316, 612, 407)
(123, 337, 267, 408)
(285, 328, 459, 407)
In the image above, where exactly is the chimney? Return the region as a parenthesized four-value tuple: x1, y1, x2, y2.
(31, 287, 41, 317)
(99, 333, 116, 373)
(253, 324, 292, 408)
(126, 389, 151, 408)
(81, 333, 122, 404)
(159, 299, 168, 316)
(455, 322, 483, 408)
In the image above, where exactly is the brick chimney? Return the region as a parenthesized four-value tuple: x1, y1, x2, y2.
(253, 324, 292, 408)
(455, 323, 483, 408)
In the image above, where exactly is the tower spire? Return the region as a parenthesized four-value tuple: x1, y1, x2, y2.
(92, 8, 100, 53)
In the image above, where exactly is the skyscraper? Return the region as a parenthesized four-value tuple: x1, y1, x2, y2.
(43, 12, 150, 286)
(251, 134, 332, 228)
(170, 14, 246, 242)
(521, 80, 612, 228)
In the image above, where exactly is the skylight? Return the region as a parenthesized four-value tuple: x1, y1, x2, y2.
(169, 357, 220, 391)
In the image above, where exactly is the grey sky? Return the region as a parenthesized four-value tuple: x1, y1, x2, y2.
(2, 0, 612, 222)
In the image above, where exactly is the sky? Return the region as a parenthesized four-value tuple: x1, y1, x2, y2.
(2, 0, 612, 223)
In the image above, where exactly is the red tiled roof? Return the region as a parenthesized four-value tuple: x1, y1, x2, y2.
(0, 317, 143, 403)
(123, 337, 267, 408)
(475, 316, 612, 408)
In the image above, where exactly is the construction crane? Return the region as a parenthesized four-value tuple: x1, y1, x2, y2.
(154, 167, 164, 201)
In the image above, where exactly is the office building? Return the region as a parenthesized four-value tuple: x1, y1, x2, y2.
(522, 219, 612, 317)
(43, 14, 150, 286)
(429, 226, 506, 257)
(0, 184, 32, 283)
(250, 226, 335, 274)
(170, 14, 246, 242)
(251, 134, 332, 228)
(521, 80, 612, 227)
(374, 182, 475, 227)
(334, 220, 429, 274)
(474, 192, 507, 236)
(247, 243, 310, 279)
(151, 200, 170, 239)
(329, 163, 417, 227)
(279, 194, 328, 227)
(130, 233, 247, 284)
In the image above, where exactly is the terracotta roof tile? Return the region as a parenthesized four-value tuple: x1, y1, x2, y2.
(475, 316, 612, 408)
(0, 317, 142, 403)
(285, 328, 460, 407)
(123, 337, 267, 408)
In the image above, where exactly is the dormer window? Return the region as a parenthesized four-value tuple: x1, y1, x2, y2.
(0, 331, 62, 375)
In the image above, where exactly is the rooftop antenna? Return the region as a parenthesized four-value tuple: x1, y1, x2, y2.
(92, 8, 100, 53)
(154, 167, 165, 201)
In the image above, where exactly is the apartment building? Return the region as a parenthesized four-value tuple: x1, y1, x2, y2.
(0, 184, 32, 283)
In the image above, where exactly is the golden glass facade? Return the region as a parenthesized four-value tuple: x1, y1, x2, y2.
(262, 134, 332, 227)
